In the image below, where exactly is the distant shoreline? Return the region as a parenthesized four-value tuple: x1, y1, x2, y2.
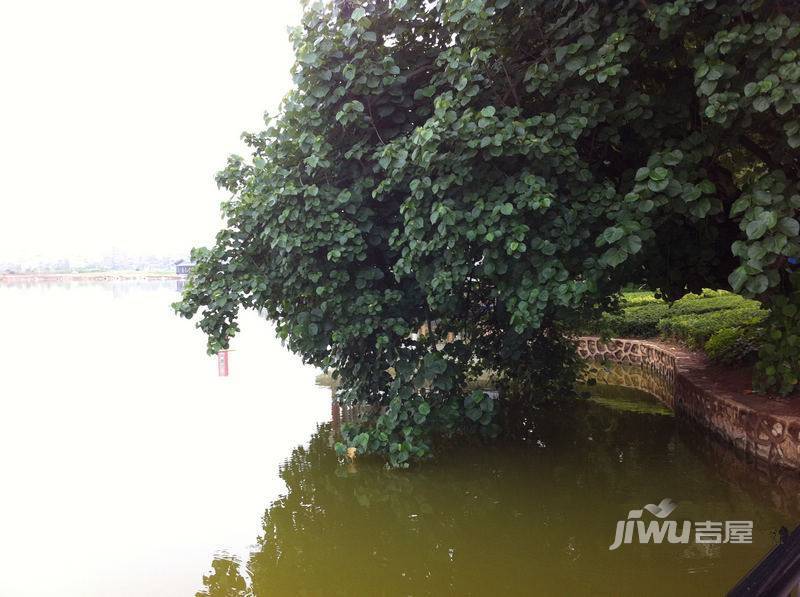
(0, 272, 183, 282)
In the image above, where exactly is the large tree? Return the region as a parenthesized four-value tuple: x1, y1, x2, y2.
(175, 0, 800, 465)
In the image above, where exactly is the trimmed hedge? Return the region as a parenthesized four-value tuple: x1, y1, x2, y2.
(598, 291, 761, 339)
(619, 291, 663, 307)
(704, 325, 762, 366)
(600, 303, 671, 337)
(592, 289, 768, 363)
(667, 294, 759, 316)
(678, 289, 732, 301)
(657, 306, 767, 348)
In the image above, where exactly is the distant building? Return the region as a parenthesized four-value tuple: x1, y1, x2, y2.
(175, 259, 195, 276)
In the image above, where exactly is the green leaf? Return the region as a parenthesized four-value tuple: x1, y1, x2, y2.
(753, 96, 771, 112)
(540, 241, 556, 256)
(604, 247, 628, 267)
(728, 267, 748, 292)
(696, 180, 714, 194)
(627, 235, 642, 254)
(565, 56, 586, 72)
(746, 274, 769, 295)
(746, 220, 768, 240)
(699, 79, 717, 95)
(647, 178, 669, 193)
(466, 408, 482, 422)
(480, 106, 496, 117)
(730, 196, 750, 216)
(351, 7, 366, 20)
(778, 217, 799, 238)
(603, 226, 625, 244)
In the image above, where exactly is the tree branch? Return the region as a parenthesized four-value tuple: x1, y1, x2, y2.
(501, 61, 520, 107)
(739, 134, 779, 171)
(366, 96, 386, 145)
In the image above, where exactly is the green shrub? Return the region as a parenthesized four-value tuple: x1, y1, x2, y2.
(658, 307, 768, 348)
(678, 289, 732, 301)
(601, 302, 671, 337)
(668, 294, 759, 317)
(620, 291, 660, 307)
(704, 326, 763, 365)
(596, 288, 770, 369)
(754, 278, 800, 396)
(601, 292, 761, 339)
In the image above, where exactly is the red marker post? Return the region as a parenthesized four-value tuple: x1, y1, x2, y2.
(217, 350, 229, 376)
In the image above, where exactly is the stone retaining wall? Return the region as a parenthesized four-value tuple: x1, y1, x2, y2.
(581, 361, 675, 407)
(578, 337, 800, 471)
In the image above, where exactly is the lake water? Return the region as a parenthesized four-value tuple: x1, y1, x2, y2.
(0, 280, 797, 596)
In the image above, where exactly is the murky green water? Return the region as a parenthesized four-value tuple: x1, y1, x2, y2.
(1, 281, 798, 596)
(198, 390, 800, 597)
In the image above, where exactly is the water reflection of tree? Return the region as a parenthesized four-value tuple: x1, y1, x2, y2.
(195, 556, 251, 597)
(222, 405, 659, 594)
(197, 398, 799, 595)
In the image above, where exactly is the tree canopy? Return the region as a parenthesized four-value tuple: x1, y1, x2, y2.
(175, 0, 800, 465)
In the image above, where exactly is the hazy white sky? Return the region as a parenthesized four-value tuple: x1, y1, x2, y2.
(0, 0, 303, 262)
